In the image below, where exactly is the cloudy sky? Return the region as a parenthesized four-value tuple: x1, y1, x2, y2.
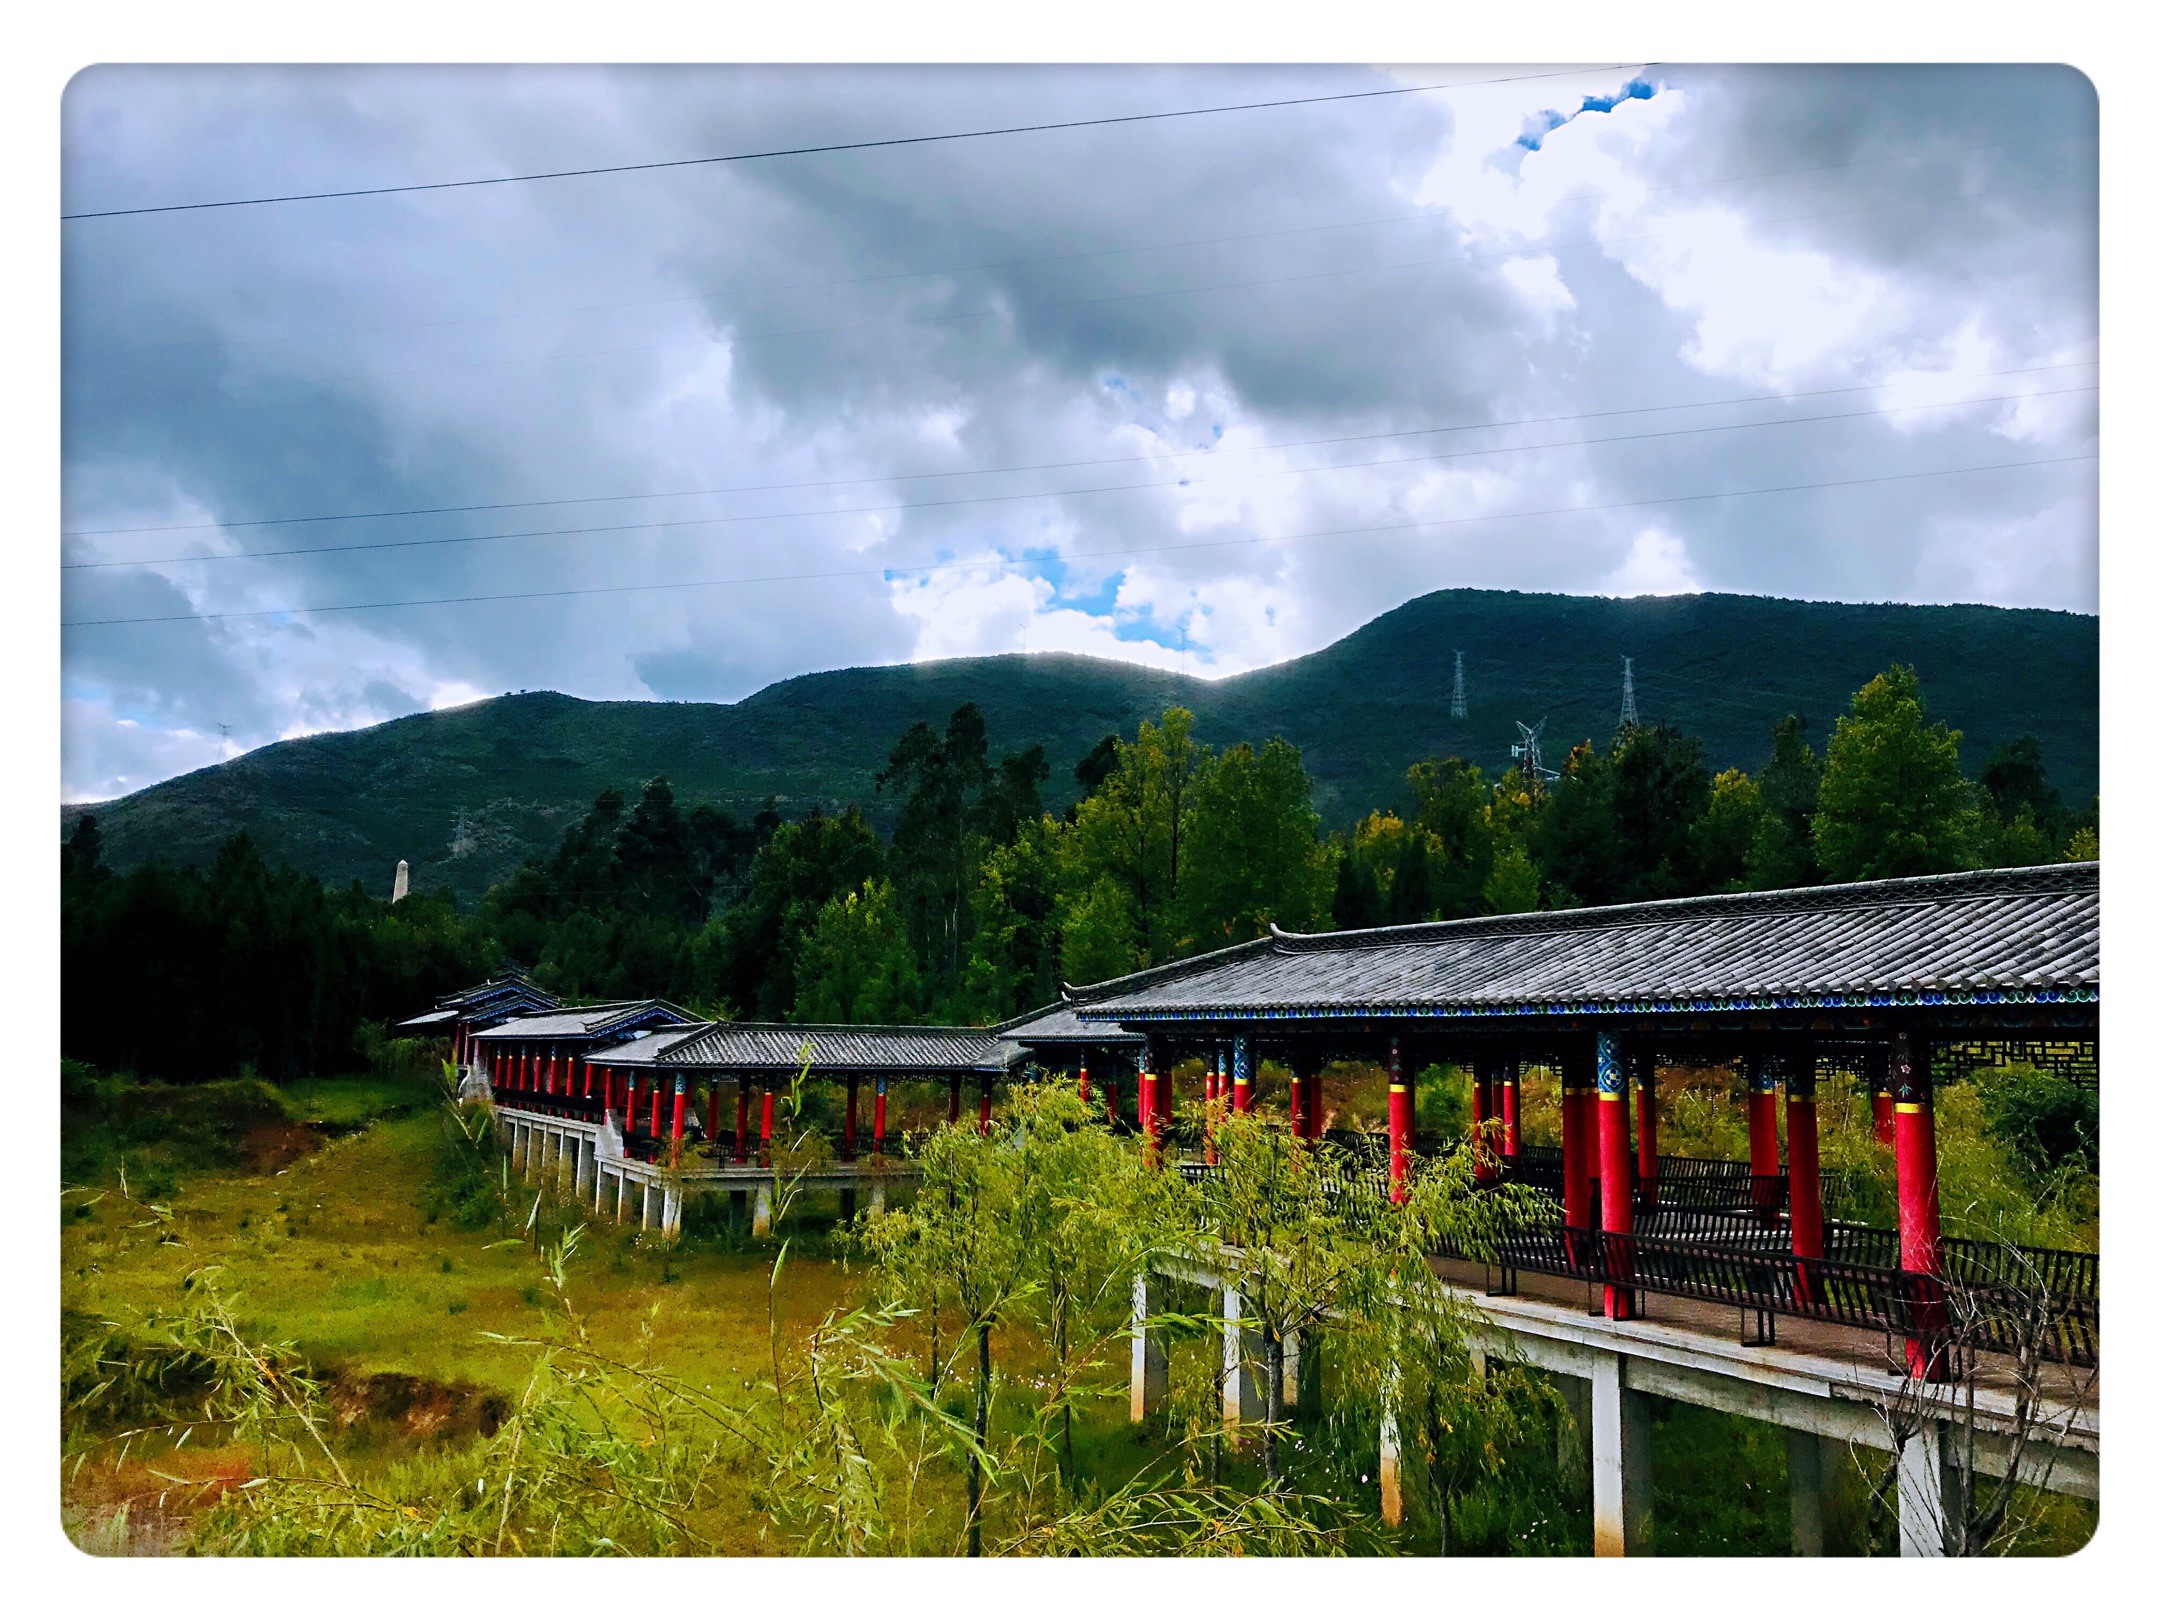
(59, 64, 2097, 804)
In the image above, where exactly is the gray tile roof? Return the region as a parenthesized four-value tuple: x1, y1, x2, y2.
(1074, 863, 2099, 1023)
(395, 1007, 460, 1029)
(998, 997, 1145, 1046)
(605, 1022, 1022, 1074)
(583, 1024, 719, 1065)
(476, 1000, 699, 1042)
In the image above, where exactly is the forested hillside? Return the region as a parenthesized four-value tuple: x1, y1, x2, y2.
(68, 589, 2097, 901)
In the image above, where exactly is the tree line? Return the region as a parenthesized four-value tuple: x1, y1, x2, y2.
(63, 662, 2097, 1078)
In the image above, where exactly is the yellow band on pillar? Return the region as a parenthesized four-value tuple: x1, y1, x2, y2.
(1598, 1092, 1623, 1101)
(1895, 1102, 1926, 1113)
(1389, 1084, 1407, 1093)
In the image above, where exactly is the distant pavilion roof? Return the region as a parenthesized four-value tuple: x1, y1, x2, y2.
(999, 995, 1145, 1049)
(1072, 864, 2099, 1026)
(594, 1022, 1023, 1075)
(476, 999, 701, 1044)
(407, 973, 562, 1029)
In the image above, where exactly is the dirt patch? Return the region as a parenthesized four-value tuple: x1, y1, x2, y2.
(323, 1370, 509, 1446)
(237, 1121, 325, 1175)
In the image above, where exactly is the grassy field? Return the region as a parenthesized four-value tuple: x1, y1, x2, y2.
(59, 1070, 2092, 1556)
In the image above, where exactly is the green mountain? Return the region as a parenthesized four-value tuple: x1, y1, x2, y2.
(68, 589, 2096, 902)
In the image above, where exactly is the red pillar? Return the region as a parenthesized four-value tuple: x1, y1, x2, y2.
(1747, 1049, 1782, 1224)
(1470, 1057, 1494, 1182)
(872, 1077, 888, 1151)
(649, 1080, 665, 1139)
(1871, 1049, 1896, 1145)
(1106, 1069, 1121, 1131)
(1140, 1044, 1164, 1167)
(624, 1072, 641, 1132)
(1387, 1037, 1413, 1203)
(1076, 1059, 1091, 1105)
(1596, 1033, 1636, 1320)
(669, 1074, 687, 1166)
(543, 1047, 556, 1096)
(1204, 1048, 1221, 1166)
(1633, 1047, 1658, 1203)
(735, 1076, 752, 1164)
(1893, 1032, 1946, 1379)
(978, 1075, 993, 1134)
(759, 1085, 776, 1163)
(1501, 1059, 1519, 1158)
(1561, 1044, 1594, 1247)
(1232, 1038, 1254, 1114)
(844, 1077, 859, 1160)
(1786, 1043, 1824, 1291)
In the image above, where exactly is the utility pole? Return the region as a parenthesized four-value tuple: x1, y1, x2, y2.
(1619, 658, 1640, 730)
(1511, 719, 1559, 790)
(1450, 651, 1467, 720)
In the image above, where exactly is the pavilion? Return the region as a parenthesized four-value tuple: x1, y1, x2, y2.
(1073, 862, 2098, 1371)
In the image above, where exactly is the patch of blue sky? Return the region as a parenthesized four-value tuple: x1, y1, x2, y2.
(1516, 76, 1656, 151)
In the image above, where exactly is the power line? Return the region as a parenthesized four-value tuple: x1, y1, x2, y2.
(62, 375, 2096, 565)
(92, 130, 2093, 363)
(91, 170, 2074, 406)
(61, 66, 1646, 222)
(60, 452, 2092, 629)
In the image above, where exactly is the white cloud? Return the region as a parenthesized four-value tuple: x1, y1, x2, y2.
(1604, 529, 1704, 597)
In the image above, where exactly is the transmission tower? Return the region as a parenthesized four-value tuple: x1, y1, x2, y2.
(1619, 658, 1640, 729)
(1449, 650, 1467, 719)
(1511, 719, 1558, 788)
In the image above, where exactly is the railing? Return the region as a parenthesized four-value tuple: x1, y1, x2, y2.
(1505, 1224, 2100, 1368)
(1175, 1139, 2096, 1368)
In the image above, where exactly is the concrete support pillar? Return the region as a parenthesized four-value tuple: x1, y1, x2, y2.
(1221, 1285, 1260, 1429)
(751, 1183, 772, 1238)
(729, 1188, 747, 1229)
(576, 1136, 597, 1202)
(1129, 1271, 1168, 1424)
(510, 1121, 526, 1175)
(1500, 1057, 1520, 1158)
(1590, 1349, 1653, 1556)
(661, 1184, 683, 1242)
(869, 1179, 886, 1215)
(639, 1180, 656, 1232)
(1788, 1428, 1827, 1557)
(1379, 1370, 1403, 1527)
(1898, 1417, 1965, 1557)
